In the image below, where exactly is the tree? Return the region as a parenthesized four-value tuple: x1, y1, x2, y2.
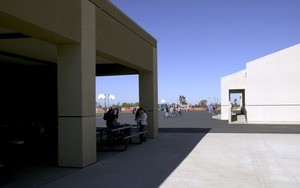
(199, 100, 207, 108)
(121, 102, 139, 108)
(179, 95, 187, 105)
(121, 102, 133, 108)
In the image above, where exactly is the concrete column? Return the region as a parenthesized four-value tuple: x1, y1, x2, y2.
(139, 47, 158, 138)
(57, 0, 96, 167)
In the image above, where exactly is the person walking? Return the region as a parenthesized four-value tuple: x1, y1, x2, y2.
(164, 107, 169, 118)
(176, 107, 182, 117)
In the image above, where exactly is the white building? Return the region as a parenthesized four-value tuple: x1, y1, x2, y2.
(221, 44, 300, 124)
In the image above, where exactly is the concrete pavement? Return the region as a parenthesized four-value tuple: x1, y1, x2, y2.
(2, 111, 300, 188)
(161, 133, 300, 188)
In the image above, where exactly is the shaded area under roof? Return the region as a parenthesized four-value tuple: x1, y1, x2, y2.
(96, 63, 138, 76)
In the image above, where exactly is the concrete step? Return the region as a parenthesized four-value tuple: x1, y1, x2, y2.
(237, 115, 246, 122)
(230, 114, 247, 124)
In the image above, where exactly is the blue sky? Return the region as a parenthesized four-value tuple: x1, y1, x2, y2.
(96, 0, 300, 105)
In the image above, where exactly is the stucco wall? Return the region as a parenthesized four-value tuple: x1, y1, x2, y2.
(94, 2, 155, 72)
(246, 44, 300, 124)
(0, 0, 157, 72)
(0, 0, 81, 43)
(221, 70, 247, 120)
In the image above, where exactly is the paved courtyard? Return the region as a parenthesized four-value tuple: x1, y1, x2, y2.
(2, 111, 300, 188)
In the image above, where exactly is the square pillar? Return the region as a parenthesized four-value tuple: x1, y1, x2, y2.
(139, 47, 158, 138)
(57, 0, 96, 167)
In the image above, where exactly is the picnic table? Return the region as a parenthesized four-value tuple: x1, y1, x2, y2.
(96, 124, 147, 151)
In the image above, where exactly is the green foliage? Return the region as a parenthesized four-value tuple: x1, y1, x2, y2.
(179, 95, 187, 105)
(199, 100, 207, 108)
(121, 102, 139, 108)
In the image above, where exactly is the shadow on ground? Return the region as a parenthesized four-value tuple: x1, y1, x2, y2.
(2, 111, 300, 187)
(40, 129, 210, 188)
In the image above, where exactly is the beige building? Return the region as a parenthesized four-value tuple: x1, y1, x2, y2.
(0, 0, 158, 168)
(221, 44, 300, 124)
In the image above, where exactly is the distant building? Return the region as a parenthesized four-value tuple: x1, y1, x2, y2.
(221, 44, 300, 124)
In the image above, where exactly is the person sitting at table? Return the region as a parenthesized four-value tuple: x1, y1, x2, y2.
(104, 108, 119, 128)
(104, 108, 131, 137)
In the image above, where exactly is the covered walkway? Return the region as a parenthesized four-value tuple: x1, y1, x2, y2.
(0, 0, 157, 169)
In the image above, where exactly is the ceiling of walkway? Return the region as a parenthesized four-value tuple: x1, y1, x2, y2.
(0, 26, 138, 75)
